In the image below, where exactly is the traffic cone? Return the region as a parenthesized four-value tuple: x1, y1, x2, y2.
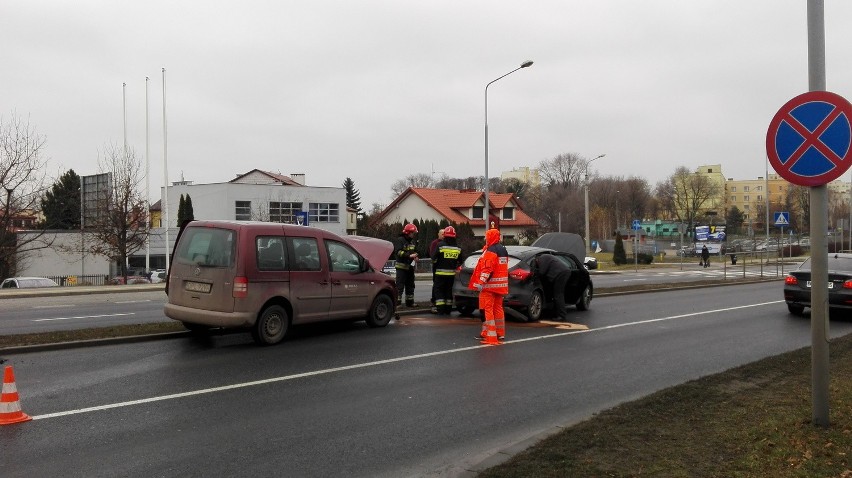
(1, 365, 32, 425)
(480, 318, 501, 345)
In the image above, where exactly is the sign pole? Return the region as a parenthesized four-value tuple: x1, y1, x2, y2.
(808, 0, 829, 427)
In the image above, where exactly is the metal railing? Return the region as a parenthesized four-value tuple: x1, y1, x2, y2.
(45, 275, 111, 287)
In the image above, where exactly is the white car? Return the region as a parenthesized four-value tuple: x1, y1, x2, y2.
(1, 277, 59, 289)
(584, 257, 598, 270)
(150, 269, 167, 283)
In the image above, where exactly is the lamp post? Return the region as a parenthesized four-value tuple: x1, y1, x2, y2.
(484, 60, 533, 229)
(584, 154, 605, 254)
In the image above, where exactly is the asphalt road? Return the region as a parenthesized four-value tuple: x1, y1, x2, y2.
(3, 280, 850, 477)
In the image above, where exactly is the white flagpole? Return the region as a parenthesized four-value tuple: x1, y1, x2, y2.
(145, 76, 150, 274)
(123, 82, 129, 273)
(162, 68, 170, 271)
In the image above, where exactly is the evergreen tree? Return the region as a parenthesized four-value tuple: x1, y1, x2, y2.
(613, 233, 627, 265)
(41, 169, 81, 229)
(185, 194, 195, 221)
(177, 194, 186, 224)
(343, 177, 362, 213)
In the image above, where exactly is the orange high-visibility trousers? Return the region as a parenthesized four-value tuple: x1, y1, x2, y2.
(479, 290, 505, 338)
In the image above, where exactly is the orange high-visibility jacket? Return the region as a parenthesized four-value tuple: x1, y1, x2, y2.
(468, 229, 509, 295)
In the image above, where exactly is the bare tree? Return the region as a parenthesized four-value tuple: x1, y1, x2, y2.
(83, 143, 147, 280)
(390, 173, 434, 197)
(538, 153, 584, 188)
(655, 167, 721, 233)
(0, 112, 53, 278)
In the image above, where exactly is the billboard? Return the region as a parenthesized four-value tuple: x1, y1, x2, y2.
(694, 225, 726, 242)
(81, 173, 112, 229)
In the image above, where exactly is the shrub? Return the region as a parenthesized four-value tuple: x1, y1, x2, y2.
(613, 235, 628, 265)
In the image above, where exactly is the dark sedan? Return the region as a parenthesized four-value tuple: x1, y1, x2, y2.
(783, 253, 852, 316)
(452, 246, 593, 322)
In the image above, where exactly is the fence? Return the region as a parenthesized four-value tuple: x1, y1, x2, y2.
(46, 275, 111, 287)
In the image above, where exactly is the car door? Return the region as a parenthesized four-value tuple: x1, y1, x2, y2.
(325, 239, 372, 319)
(556, 253, 585, 304)
(288, 236, 331, 323)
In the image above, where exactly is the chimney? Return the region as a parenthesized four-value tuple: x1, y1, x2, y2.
(290, 173, 306, 185)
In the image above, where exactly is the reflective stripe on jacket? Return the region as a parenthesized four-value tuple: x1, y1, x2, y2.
(433, 243, 462, 276)
(468, 244, 509, 295)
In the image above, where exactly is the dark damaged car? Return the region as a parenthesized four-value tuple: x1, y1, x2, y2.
(452, 233, 593, 322)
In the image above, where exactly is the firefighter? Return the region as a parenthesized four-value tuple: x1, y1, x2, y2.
(431, 226, 462, 315)
(468, 228, 508, 342)
(428, 228, 445, 313)
(394, 223, 419, 307)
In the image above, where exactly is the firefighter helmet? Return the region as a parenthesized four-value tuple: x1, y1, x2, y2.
(443, 226, 456, 238)
(403, 223, 418, 234)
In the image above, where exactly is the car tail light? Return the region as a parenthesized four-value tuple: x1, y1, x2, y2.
(233, 276, 248, 298)
(509, 268, 531, 281)
(784, 275, 798, 285)
(843, 280, 852, 289)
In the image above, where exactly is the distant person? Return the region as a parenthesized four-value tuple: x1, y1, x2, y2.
(533, 254, 571, 322)
(431, 226, 462, 315)
(469, 228, 508, 343)
(701, 244, 710, 268)
(429, 228, 445, 313)
(394, 223, 419, 307)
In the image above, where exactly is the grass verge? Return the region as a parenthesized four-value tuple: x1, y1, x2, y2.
(479, 333, 852, 478)
(0, 322, 185, 348)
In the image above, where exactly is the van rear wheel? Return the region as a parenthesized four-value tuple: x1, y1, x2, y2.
(366, 294, 394, 327)
(252, 305, 289, 345)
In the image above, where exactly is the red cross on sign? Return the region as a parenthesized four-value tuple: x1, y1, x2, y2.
(766, 91, 852, 187)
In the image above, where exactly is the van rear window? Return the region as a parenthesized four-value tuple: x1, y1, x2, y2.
(175, 227, 236, 267)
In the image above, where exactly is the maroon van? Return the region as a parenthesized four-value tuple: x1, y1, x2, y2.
(164, 220, 397, 345)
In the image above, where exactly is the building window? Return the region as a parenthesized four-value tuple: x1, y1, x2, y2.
(756, 185, 762, 191)
(502, 207, 514, 220)
(472, 206, 484, 219)
(235, 201, 251, 220)
(744, 186, 750, 192)
(744, 205, 750, 211)
(744, 195, 750, 201)
(269, 201, 302, 224)
(309, 203, 339, 223)
(731, 195, 736, 202)
(731, 186, 736, 192)
(757, 195, 762, 201)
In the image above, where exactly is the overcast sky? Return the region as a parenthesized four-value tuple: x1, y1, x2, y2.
(3, 1, 852, 209)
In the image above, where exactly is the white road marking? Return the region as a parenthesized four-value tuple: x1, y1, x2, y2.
(32, 313, 136, 322)
(31, 300, 784, 421)
(32, 305, 76, 309)
(115, 300, 152, 304)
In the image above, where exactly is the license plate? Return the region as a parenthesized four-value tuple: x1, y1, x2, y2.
(805, 281, 834, 289)
(185, 281, 212, 293)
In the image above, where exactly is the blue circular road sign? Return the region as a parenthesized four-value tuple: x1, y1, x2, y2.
(766, 91, 852, 187)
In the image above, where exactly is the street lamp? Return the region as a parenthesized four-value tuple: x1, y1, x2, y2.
(484, 60, 533, 229)
(584, 154, 605, 254)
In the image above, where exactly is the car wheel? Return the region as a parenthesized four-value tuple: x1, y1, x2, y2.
(526, 289, 544, 322)
(251, 305, 289, 345)
(576, 285, 593, 311)
(787, 303, 805, 316)
(457, 304, 477, 317)
(366, 294, 395, 327)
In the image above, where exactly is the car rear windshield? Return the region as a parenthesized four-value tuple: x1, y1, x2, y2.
(799, 256, 852, 271)
(175, 227, 236, 267)
(462, 253, 523, 270)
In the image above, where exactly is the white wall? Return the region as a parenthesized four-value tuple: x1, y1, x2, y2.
(160, 182, 347, 236)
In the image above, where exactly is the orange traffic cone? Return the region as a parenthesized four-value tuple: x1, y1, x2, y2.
(1, 365, 32, 425)
(480, 318, 501, 345)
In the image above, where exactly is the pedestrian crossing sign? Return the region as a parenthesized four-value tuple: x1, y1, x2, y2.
(774, 212, 789, 226)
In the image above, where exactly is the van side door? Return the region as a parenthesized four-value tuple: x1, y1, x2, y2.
(287, 236, 331, 323)
(325, 239, 373, 319)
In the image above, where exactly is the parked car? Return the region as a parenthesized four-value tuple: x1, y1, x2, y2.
(452, 233, 593, 322)
(784, 253, 852, 316)
(382, 260, 396, 276)
(149, 269, 167, 284)
(109, 275, 150, 285)
(1, 277, 59, 289)
(164, 220, 397, 345)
